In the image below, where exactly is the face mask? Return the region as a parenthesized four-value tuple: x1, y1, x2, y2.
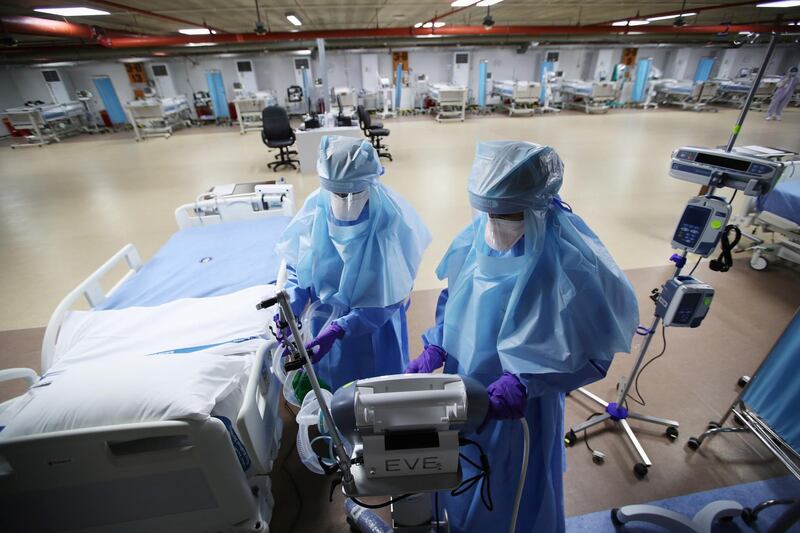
(485, 217, 525, 252)
(330, 190, 369, 222)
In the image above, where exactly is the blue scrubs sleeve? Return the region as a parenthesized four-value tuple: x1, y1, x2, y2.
(422, 289, 449, 348)
(334, 302, 404, 338)
(520, 358, 612, 398)
(284, 267, 312, 317)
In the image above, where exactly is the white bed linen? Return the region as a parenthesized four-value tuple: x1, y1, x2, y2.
(0, 284, 275, 439)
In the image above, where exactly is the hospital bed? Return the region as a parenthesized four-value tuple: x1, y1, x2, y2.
(428, 83, 467, 122)
(0, 184, 295, 533)
(654, 80, 720, 112)
(2, 101, 85, 148)
(126, 95, 192, 141)
(491, 80, 541, 116)
(559, 80, 614, 114)
(733, 146, 800, 271)
(712, 77, 781, 109)
(233, 92, 278, 135)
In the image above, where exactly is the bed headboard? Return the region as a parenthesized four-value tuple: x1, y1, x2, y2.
(174, 184, 295, 229)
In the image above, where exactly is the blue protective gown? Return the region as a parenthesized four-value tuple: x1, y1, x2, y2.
(276, 181, 431, 390)
(424, 203, 639, 533)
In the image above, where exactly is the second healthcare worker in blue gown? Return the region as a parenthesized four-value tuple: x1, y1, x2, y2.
(276, 135, 431, 390)
(407, 141, 639, 532)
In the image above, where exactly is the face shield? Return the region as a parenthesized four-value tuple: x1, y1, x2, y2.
(329, 190, 369, 222)
(484, 212, 525, 252)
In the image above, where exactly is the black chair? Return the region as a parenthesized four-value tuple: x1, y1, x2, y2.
(261, 106, 298, 171)
(356, 105, 392, 161)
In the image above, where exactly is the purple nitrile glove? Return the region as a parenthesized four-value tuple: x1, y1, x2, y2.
(305, 322, 346, 364)
(273, 313, 288, 341)
(477, 372, 527, 433)
(405, 344, 447, 373)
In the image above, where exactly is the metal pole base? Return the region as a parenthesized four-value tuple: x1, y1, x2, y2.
(566, 387, 680, 478)
(612, 500, 743, 533)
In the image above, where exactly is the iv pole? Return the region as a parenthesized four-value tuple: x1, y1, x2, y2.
(565, 32, 778, 479)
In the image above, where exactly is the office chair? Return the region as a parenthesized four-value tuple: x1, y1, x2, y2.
(261, 106, 299, 171)
(357, 105, 392, 161)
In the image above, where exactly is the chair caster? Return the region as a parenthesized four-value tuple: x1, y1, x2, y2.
(707, 422, 721, 431)
(564, 430, 577, 447)
(737, 376, 750, 388)
(610, 508, 623, 526)
(665, 426, 679, 441)
(687, 437, 700, 451)
(633, 462, 648, 479)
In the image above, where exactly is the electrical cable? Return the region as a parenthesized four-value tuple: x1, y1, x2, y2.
(688, 256, 702, 276)
(728, 189, 738, 205)
(452, 438, 493, 512)
(709, 224, 742, 272)
(627, 324, 668, 407)
(582, 412, 604, 455)
(435, 491, 440, 533)
(349, 493, 413, 509)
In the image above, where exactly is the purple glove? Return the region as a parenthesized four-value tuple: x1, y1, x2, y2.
(305, 322, 346, 364)
(478, 372, 527, 433)
(405, 345, 447, 373)
(273, 313, 289, 341)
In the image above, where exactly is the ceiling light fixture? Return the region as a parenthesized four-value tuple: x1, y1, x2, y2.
(611, 19, 650, 26)
(423, 22, 434, 28)
(477, 0, 504, 5)
(450, 0, 479, 6)
(646, 12, 696, 21)
(33, 7, 110, 16)
(756, 0, 800, 7)
(294, 49, 312, 55)
(416, 34, 444, 38)
(179, 28, 216, 35)
(185, 42, 217, 47)
(286, 12, 302, 26)
(434, 21, 446, 28)
(414, 22, 423, 28)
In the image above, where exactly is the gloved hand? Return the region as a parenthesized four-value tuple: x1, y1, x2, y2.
(478, 372, 527, 433)
(273, 313, 290, 341)
(305, 322, 346, 363)
(405, 344, 447, 373)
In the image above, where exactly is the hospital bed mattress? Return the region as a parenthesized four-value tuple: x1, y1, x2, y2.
(562, 83, 592, 96)
(42, 103, 83, 120)
(99, 216, 291, 309)
(757, 180, 800, 226)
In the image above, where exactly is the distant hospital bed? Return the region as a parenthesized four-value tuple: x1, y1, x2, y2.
(0, 184, 295, 533)
(126, 95, 192, 141)
(733, 146, 800, 271)
(491, 80, 541, 116)
(2, 101, 85, 148)
(559, 80, 614, 114)
(653, 80, 720, 112)
(712, 76, 781, 109)
(233, 91, 278, 135)
(428, 83, 467, 122)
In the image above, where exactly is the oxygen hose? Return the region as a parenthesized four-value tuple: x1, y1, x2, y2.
(509, 418, 530, 533)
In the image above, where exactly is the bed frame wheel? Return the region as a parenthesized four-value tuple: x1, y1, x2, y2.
(610, 508, 623, 526)
(687, 437, 700, 451)
(738, 376, 750, 388)
(633, 462, 648, 479)
(750, 255, 768, 271)
(666, 426, 679, 441)
(707, 422, 721, 430)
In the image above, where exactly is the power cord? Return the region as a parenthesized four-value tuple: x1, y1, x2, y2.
(626, 324, 668, 407)
(688, 256, 702, 276)
(452, 438, 493, 512)
(582, 412, 606, 464)
(349, 493, 413, 509)
(709, 225, 742, 272)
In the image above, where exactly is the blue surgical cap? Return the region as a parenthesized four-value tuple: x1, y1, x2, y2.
(468, 141, 563, 214)
(317, 135, 381, 193)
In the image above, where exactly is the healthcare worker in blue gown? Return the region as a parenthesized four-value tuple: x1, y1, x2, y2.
(276, 135, 431, 390)
(406, 141, 639, 532)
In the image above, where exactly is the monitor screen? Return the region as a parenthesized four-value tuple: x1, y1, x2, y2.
(694, 152, 751, 172)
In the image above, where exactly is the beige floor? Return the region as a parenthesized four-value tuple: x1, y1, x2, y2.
(0, 107, 798, 331)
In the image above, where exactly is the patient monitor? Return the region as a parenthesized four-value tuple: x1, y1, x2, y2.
(672, 196, 731, 257)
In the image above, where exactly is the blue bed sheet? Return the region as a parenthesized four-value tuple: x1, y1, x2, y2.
(98, 216, 291, 310)
(757, 180, 800, 225)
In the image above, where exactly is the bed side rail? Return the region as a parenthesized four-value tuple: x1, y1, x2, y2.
(41, 244, 142, 372)
(174, 184, 295, 229)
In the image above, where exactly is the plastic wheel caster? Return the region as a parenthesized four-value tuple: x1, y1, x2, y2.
(610, 508, 623, 526)
(750, 255, 768, 271)
(666, 426, 679, 441)
(707, 422, 721, 431)
(633, 463, 648, 479)
(564, 430, 577, 447)
(687, 437, 700, 451)
(738, 376, 750, 388)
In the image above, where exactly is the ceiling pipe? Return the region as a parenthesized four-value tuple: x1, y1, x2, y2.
(98, 23, 792, 48)
(89, 0, 227, 33)
(594, 1, 767, 26)
(0, 15, 114, 46)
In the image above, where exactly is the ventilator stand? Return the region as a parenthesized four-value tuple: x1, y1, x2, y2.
(565, 253, 683, 480)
